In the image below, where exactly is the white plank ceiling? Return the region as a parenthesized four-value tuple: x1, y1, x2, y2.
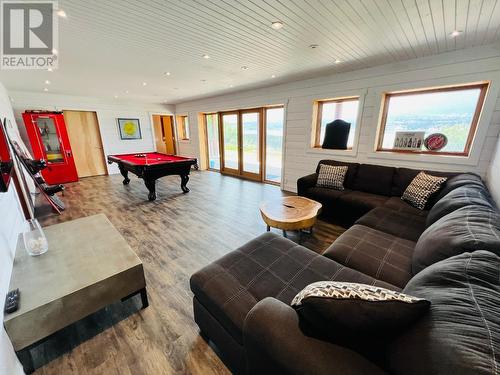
(1, 0, 500, 104)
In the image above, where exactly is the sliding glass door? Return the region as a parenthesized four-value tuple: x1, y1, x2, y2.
(205, 113, 220, 170)
(207, 106, 283, 184)
(264, 107, 284, 183)
(221, 112, 239, 174)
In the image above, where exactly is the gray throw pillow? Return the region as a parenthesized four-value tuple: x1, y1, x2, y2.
(316, 164, 348, 190)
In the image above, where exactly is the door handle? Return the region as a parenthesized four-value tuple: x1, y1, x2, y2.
(66, 151, 72, 157)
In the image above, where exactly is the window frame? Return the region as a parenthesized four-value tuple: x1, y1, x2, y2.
(176, 114, 190, 141)
(312, 96, 361, 150)
(376, 82, 489, 157)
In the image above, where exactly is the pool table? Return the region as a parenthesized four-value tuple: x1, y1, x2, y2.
(107, 152, 197, 201)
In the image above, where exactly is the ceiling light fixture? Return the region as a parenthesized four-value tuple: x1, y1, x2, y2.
(271, 74, 276, 78)
(43, 88, 48, 92)
(229, 84, 234, 88)
(45, 80, 51, 84)
(57, 9, 67, 18)
(125, 90, 129, 94)
(271, 21, 284, 30)
(142, 82, 147, 86)
(241, 66, 248, 70)
(203, 54, 210, 59)
(114, 95, 119, 99)
(309, 44, 319, 49)
(165, 71, 171, 76)
(449, 30, 462, 38)
(334, 58, 341, 64)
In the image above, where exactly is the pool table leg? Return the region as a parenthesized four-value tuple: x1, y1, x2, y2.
(181, 174, 190, 193)
(144, 178, 157, 201)
(119, 165, 130, 185)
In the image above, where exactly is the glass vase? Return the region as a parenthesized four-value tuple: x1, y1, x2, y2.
(23, 219, 48, 256)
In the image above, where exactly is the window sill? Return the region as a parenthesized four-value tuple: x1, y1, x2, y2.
(306, 147, 358, 158)
(367, 149, 477, 166)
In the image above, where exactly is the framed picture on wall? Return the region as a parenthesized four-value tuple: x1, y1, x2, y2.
(117, 118, 142, 140)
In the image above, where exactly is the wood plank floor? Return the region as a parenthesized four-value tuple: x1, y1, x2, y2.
(33, 171, 345, 374)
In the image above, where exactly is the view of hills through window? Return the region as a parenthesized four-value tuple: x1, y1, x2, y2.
(381, 87, 483, 152)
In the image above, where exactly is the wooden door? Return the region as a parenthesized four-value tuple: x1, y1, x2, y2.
(63, 110, 107, 178)
(152, 115, 167, 154)
(161, 116, 176, 154)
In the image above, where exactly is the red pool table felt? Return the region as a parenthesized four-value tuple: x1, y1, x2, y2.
(110, 152, 195, 166)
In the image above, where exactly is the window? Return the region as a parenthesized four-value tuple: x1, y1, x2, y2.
(176, 115, 190, 140)
(377, 83, 489, 156)
(313, 97, 360, 149)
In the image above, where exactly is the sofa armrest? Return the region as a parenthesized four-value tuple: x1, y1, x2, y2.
(243, 297, 386, 375)
(297, 173, 318, 196)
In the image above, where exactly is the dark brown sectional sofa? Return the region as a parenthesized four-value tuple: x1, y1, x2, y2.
(190, 160, 500, 374)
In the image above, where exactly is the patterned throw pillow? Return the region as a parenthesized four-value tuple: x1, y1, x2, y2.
(291, 281, 430, 342)
(316, 164, 348, 190)
(401, 172, 447, 210)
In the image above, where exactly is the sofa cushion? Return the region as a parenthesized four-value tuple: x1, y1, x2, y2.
(433, 173, 485, 203)
(426, 185, 495, 227)
(382, 197, 428, 217)
(356, 207, 427, 242)
(323, 225, 415, 288)
(190, 232, 397, 344)
(336, 191, 389, 224)
(387, 251, 500, 375)
(316, 160, 359, 189)
(391, 167, 456, 197)
(413, 206, 500, 274)
(352, 164, 395, 196)
(291, 281, 430, 342)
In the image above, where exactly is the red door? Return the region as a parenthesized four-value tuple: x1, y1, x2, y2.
(22, 112, 78, 184)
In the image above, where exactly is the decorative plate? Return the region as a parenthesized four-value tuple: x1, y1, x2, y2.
(424, 133, 448, 151)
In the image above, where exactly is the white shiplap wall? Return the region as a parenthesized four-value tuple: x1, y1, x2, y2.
(0, 82, 26, 375)
(175, 44, 500, 193)
(8, 92, 176, 175)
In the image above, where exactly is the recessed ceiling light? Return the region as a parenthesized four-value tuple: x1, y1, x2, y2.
(114, 95, 119, 99)
(241, 66, 248, 70)
(43, 88, 48, 92)
(203, 54, 210, 59)
(52, 48, 58, 55)
(45, 80, 50, 84)
(271, 74, 276, 78)
(165, 71, 171, 76)
(57, 9, 67, 18)
(142, 82, 147, 86)
(309, 44, 319, 49)
(334, 59, 341, 64)
(271, 21, 284, 30)
(449, 30, 462, 38)
(201, 79, 207, 83)
(173, 87, 179, 90)
(229, 84, 234, 88)
(47, 67, 53, 72)
(125, 90, 129, 94)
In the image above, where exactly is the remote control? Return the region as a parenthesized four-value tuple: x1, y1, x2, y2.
(4, 289, 19, 314)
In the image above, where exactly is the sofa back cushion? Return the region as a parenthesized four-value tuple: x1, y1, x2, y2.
(391, 168, 456, 204)
(316, 160, 359, 189)
(426, 185, 494, 227)
(386, 251, 500, 375)
(352, 164, 395, 196)
(413, 206, 500, 274)
(433, 173, 484, 202)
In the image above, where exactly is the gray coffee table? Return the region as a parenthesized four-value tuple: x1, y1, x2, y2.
(3, 214, 148, 374)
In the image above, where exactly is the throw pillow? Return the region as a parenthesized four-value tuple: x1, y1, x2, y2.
(291, 281, 430, 342)
(401, 172, 447, 210)
(316, 164, 348, 190)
